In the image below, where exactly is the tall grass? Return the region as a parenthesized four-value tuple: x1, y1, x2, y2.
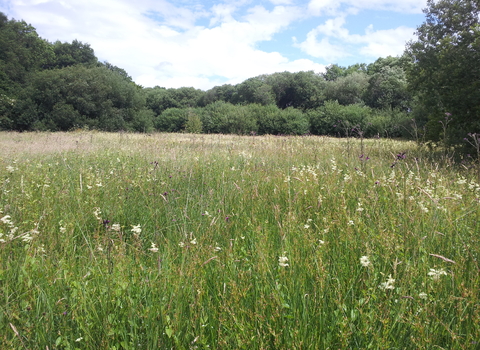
(0, 131, 478, 349)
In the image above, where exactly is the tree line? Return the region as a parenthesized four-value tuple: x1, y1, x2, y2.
(0, 0, 479, 148)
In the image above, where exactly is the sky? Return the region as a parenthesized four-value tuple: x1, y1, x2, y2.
(0, 0, 427, 90)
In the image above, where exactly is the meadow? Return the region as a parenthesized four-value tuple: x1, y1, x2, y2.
(0, 131, 478, 349)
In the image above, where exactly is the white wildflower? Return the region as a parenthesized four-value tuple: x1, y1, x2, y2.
(304, 224, 310, 229)
(37, 244, 46, 256)
(59, 226, 66, 233)
(0, 215, 12, 225)
(418, 292, 428, 300)
(347, 220, 354, 226)
(6, 165, 15, 173)
(21, 233, 33, 243)
(360, 256, 371, 267)
(318, 240, 325, 245)
(148, 242, 159, 253)
(178, 242, 185, 248)
(190, 238, 197, 245)
(379, 275, 395, 290)
(278, 254, 289, 267)
(214, 246, 222, 252)
(131, 225, 141, 235)
(418, 201, 429, 213)
(111, 223, 121, 232)
(427, 268, 448, 280)
(93, 207, 102, 221)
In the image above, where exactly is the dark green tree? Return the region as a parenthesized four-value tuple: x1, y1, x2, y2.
(405, 0, 480, 145)
(145, 86, 204, 116)
(234, 78, 275, 105)
(364, 65, 411, 110)
(0, 13, 53, 94)
(10, 65, 144, 131)
(324, 72, 369, 106)
(47, 39, 97, 69)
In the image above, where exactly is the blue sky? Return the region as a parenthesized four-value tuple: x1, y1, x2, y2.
(1, 0, 427, 90)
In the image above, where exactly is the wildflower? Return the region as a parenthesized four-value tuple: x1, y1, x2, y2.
(418, 201, 429, 213)
(131, 224, 141, 235)
(111, 223, 121, 232)
(97, 245, 104, 252)
(347, 220, 354, 226)
(178, 242, 185, 248)
(148, 242, 159, 253)
(59, 226, 66, 233)
(427, 268, 448, 280)
(190, 238, 197, 245)
(93, 208, 102, 221)
(360, 256, 371, 267)
(214, 246, 222, 252)
(278, 254, 289, 267)
(379, 275, 395, 290)
(304, 224, 310, 229)
(21, 233, 34, 243)
(318, 240, 325, 245)
(0, 215, 12, 225)
(418, 292, 428, 300)
(6, 165, 15, 173)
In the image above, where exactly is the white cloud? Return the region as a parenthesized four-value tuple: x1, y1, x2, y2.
(308, 0, 426, 15)
(296, 15, 416, 62)
(358, 25, 416, 57)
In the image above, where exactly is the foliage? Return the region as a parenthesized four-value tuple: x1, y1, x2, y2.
(184, 109, 203, 133)
(9, 65, 144, 131)
(364, 65, 411, 110)
(46, 39, 98, 69)
(324, 72, 369, 106)
(145, 86, 205, 116)
(0, 13, 53, 95)
(405, 0, 480, 145)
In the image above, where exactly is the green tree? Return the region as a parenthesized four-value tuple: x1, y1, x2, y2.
(47, 39, 97, 69)
(263, 71, 325, 110)
(145, 87, 204, 116)
(364, 65, 411, 110)
(405, 0, 480, 144)
(0, 13, 53, 94)
(324, 72, 369, 106)
(234, 78, 275, 105)
(184, 109, 203, 133)
(10, 65, 144, 131)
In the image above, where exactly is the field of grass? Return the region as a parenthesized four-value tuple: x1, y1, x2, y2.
(0, 131, 479, 349)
